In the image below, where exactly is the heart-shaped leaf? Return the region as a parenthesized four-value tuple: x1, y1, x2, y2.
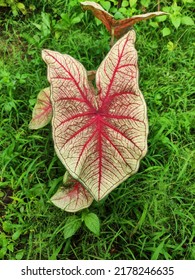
(83, 212, 100, 236)
(81, 1, 168, 38)
(29, 87, 52, 129)
(42, 30, 148, 201)
(63, 216, 82, 239)
(51, 171, 93, 212)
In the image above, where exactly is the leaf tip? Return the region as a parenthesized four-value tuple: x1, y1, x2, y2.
(41, 49, 48, 60)
(42, 49, 54, 62)
(28, 122, 35, 130)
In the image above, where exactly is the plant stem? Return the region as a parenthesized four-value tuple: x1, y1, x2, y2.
(110, 27, 115, 47)
(157, 0, 160, 11)
(117, 0, 122, 9)
(87, 70, 96, 81)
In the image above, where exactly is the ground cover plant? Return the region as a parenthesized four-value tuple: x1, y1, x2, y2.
(0, 0, 195, 260)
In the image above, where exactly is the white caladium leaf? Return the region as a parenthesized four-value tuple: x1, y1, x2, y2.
(42, 30, 148, 201)
(81, 1, 168, 38)
(29, 87, 52, 129)
(51, 171, 93, 212)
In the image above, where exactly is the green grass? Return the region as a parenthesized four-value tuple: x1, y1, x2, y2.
(0, 2, 195, 260)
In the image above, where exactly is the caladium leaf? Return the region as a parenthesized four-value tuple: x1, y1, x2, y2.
(112, 12, 168, 38)
(81, 1, 113, 32)
(51, 171, 93, 212)
(29, 87, 52, 129)
(81, 1, 168, 38)
(42, 30, 148, 201)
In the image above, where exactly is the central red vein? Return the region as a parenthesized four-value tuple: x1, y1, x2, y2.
(96, 116, 103, 200)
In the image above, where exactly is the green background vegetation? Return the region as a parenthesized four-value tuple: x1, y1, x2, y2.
(0, 0, 195, 260)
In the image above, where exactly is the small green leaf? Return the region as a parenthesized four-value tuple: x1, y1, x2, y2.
(32, 23, 41, 31)
(41, 12, 50, 28)
(17, 3, 26, 15)
(130, 0, 137, 7)
(167, 41, 176, 51)
(84, 213, 100, 236)
(7, 243, 14, 252)
(0, 1, 7, 7)
(155, 15, 167, 22)
(55, 31, 61, 40)
(141, 0, 151, 8)
(2, 221, 13, 233)
(119, 7, 127, 15)
(162, 6, 171, 13)
(12, 230, 22, 241)
(171, 2, 181, 13)
(162, 27, 171, 37)
(122, 1, 129, 7)
(114, 11, 124, 20)
(63, 216, 82, 239)
(170, 15, 181, 29)
(0, 190, 4, 198)
(15, 251, 24, 260)
(95, 18, 102, 26)
(29, 4, 36, 11)
(71, 14, 83, 25)
(149, 21, 159, 28)
(0, 248, 7, 259)
(100, 1, 111, 11)
(181, 16, 194, 26)
(110, 7, 117, 14)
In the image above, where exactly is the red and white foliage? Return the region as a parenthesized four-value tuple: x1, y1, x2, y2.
(42, 30, 148, 201)
(51, 171, 93, 212)
(29, 87, 52, 129)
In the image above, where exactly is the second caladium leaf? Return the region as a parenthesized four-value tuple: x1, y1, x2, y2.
(81, 1, 168, 38)
(29, 87, 52, 129)
(51, 171, 93, 212)
(42, 30, 148, 201)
